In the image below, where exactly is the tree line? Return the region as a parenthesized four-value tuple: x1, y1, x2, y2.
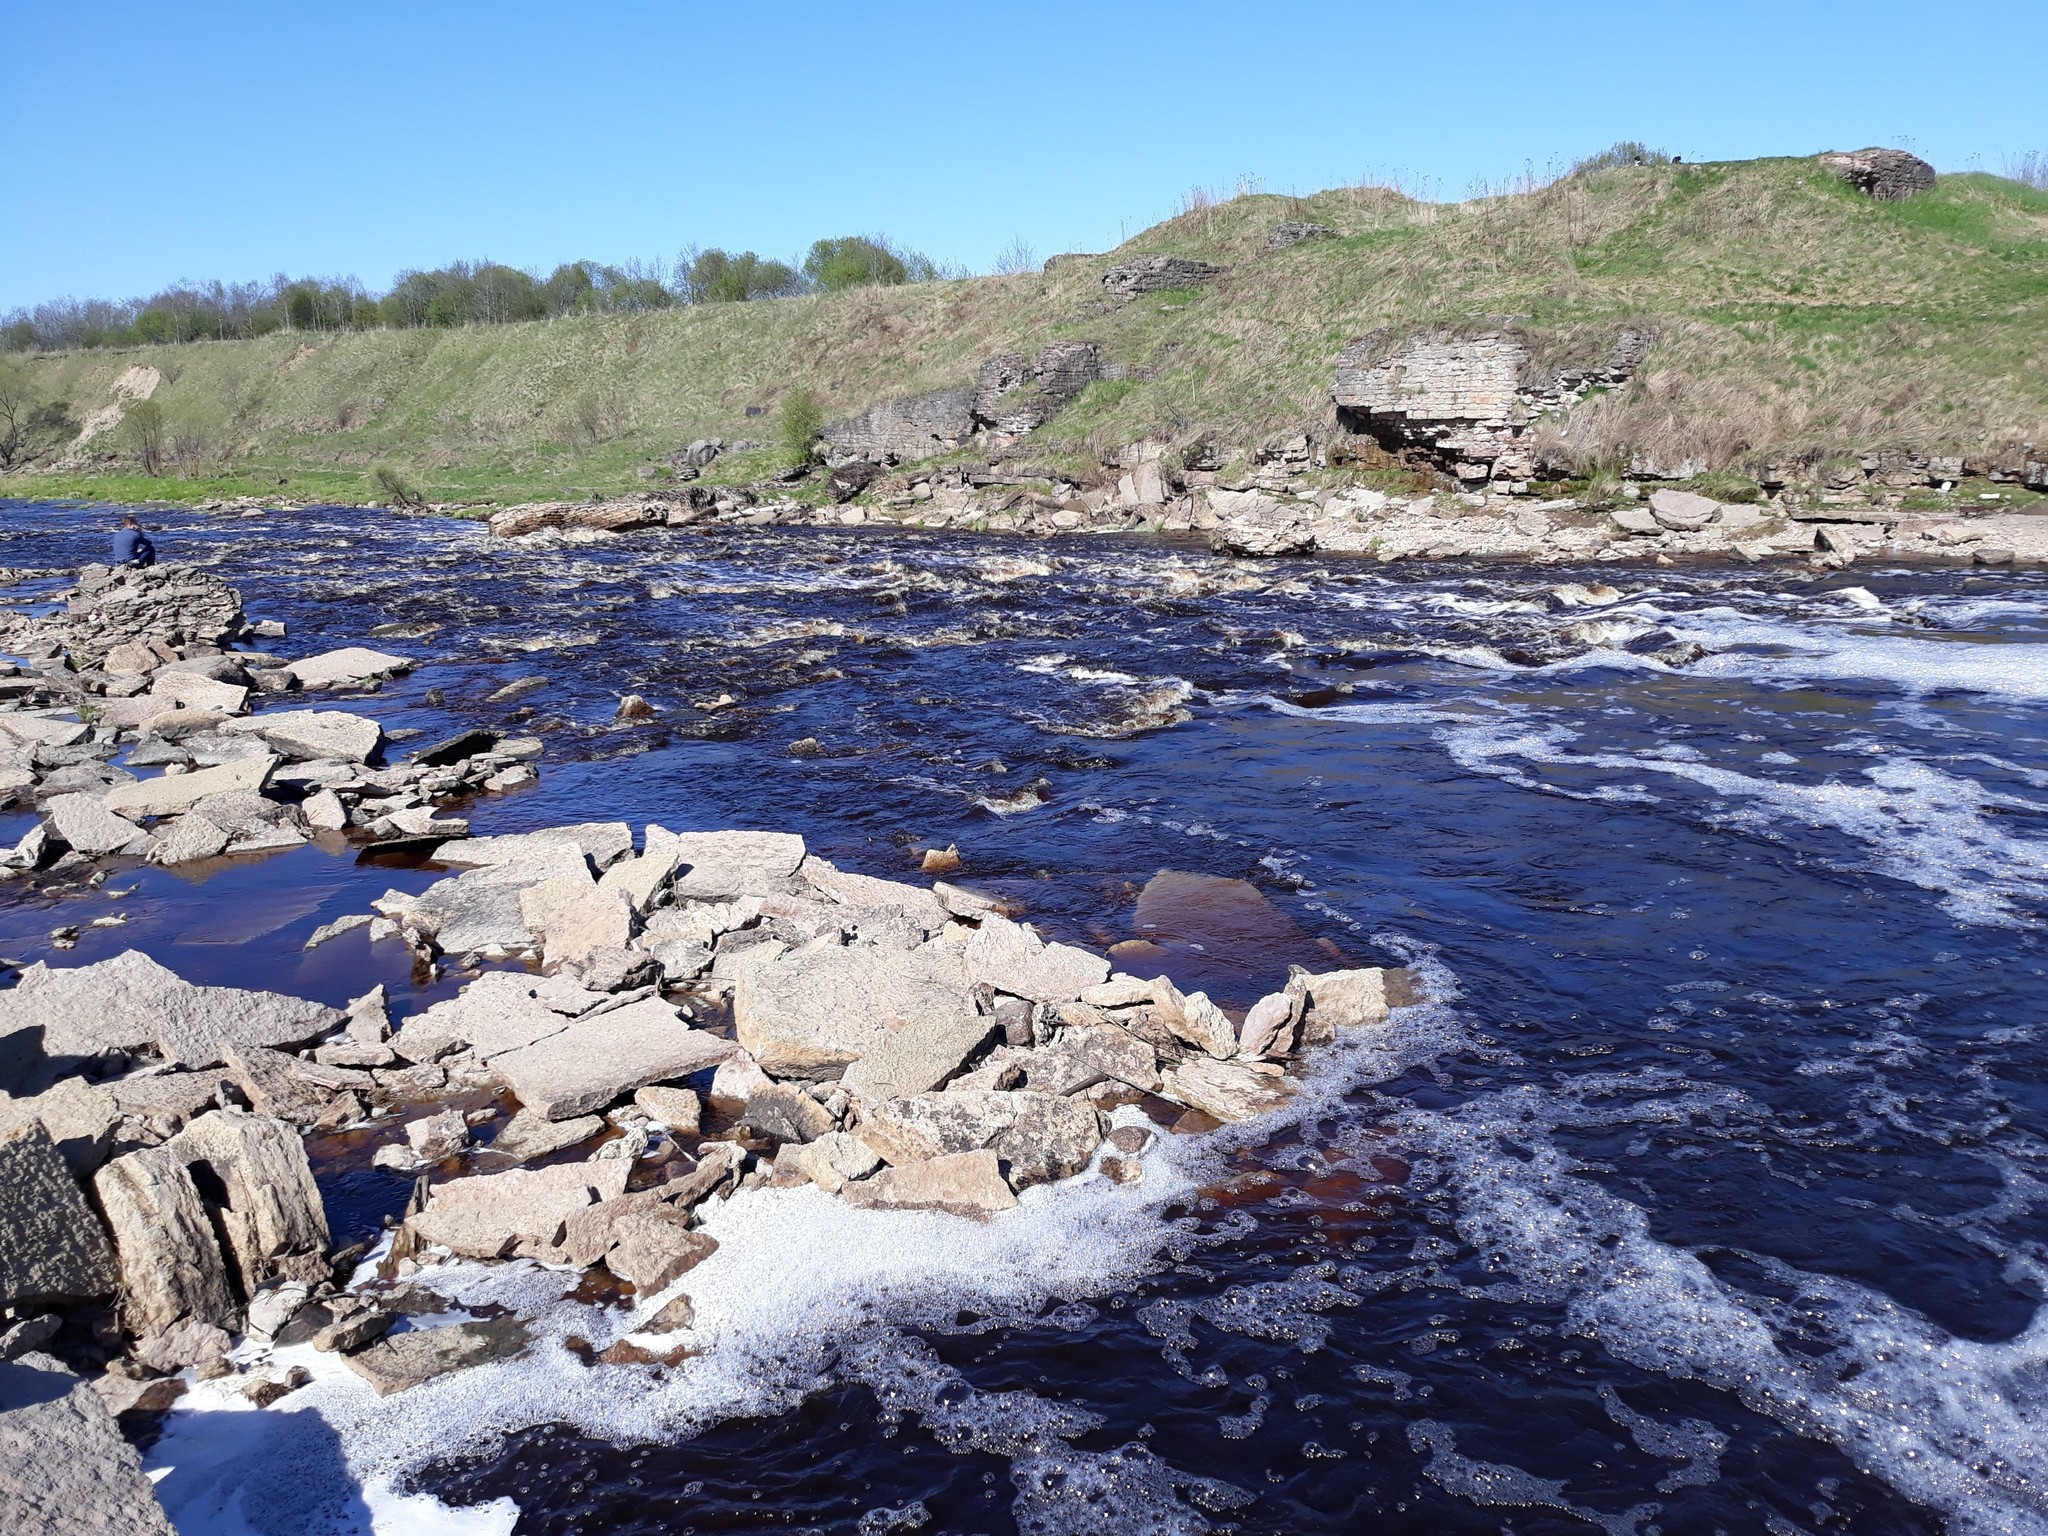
(1, 235, 955, 354)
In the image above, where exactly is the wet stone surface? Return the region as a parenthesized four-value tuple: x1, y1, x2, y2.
(4, 501, 2047, 1534)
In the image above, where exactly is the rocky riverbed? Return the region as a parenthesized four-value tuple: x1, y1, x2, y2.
(3, 499, 2047, 1535)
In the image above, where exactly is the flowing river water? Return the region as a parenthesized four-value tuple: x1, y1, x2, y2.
(5, 500, 2048, 1536)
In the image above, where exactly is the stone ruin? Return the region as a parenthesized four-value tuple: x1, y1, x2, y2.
(1332, 328, 1650, 487)
(819, 341, 1118, 466)
(1263, 221, 1335, 253)
(60, 564, 247, 671)
(1100, 254, 1227, 303)
(1817, 147, 1936, 201)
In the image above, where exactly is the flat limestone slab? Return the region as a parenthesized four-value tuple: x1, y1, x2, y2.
(734, 944, 976, 1078)
(104, 754, 276, 819)
(0, 1354, 177, 1534)
(284, 647, 412, 689)
(840, 1014, 1000, 1102)
(666, 829, 807, 901)
(343, 1317, 532, 1396)
(492, 999, 734, 1119)
(407, 1158, 630, 1257)
(434, 823, 631, 871)
(222, 709, 382, 763)
(963, 913, 1110, 1003)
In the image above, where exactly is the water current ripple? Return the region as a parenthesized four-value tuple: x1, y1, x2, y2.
(3, 501, 2046, 1534)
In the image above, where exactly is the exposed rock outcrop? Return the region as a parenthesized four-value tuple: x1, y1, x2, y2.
(1264, 221, 1335, 253)
(819, 388, 978, 465)
(1818, 147, 1936, 201)
(1101, 255, 1226, 302)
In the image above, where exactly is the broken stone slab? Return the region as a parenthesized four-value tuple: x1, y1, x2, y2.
(0, 1077, 120, 1176)
(1160, 1057, 1292, 1123)
(486, 1109, 604, 1162)
(1609, 506, 1661, 536)
(802, 859, 948, 934)
(491, 999, 734, 1120)
(1647, 488, 1720, 531)
(1295, 967, 1404, 1033)
(734, 944, 977, 1079)
(93, 1144, 239, 1337)
(283, 647, 412, 690)
(147, 813, 232, 866)
(633, 1085, 700, 1136)
(0, 1123, 117, 1308)
(842, 1148, 1017, 1216)
(105, 1070, 224, 1130)
(103, 753, 277, 820)
(854, 1089, 1101, 1190)
(410, 728, 501, 768)
(1150, 976, 1238, 1060)
(407, 1108, 470, 1161)
(406, 1158, 631, 1259)
(776, 1130, 882, 1193)
(1013, 1024, 1160, 1097)
(148, 671, 249, 714)
(1235, 990, 1301, 1059)
(394, 977, 577, 1063)
(223, 1045, 370, 1127)
(558, 1189, 719, 1290)
(342, 1317, 532, 1396)
(0, 1353, 178, 1534)
(131, 1318, 233, 1374)
(222, 709, 382, 763)
(839, 1014, 1000, 1102)
(667, 830, 808, 902)
(434, 823, 631, 871)
(167, 1111, 330, 1293)
(0, 714, 89, 750)
(392, 846, 594, 956)
(41, 793, 149, 857)
(738, 1082, 836, 1144)
(991, 1093, 1104, 1188)
(963, 913, 1110, 1003)
(541, 887, 635, 968)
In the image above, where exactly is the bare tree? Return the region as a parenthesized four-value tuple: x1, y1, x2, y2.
(992, 236, 1039, 276)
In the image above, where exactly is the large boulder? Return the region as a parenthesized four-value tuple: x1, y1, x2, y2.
(0, 1124, 116, 1307)
(1818, 147, 1935, 201)
(93, 1145, 239, 1337)
(0, 1354, 178, 1535)
(733, 944, 978, 1078)
(166, 1111, 330, 1293)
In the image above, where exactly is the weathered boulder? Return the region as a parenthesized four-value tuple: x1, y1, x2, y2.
(992, 1093, 1104, 1187)
(964, 914, 1110, 1003)
(1161, 1057, 1291, 1122)
(149, 813, 232, 865)
(0, 1123, 116, 1307)
(0, 1354, 178, 1534)
(1295, 967, 1403, 1033)
(1013, 1024, 1160, 1096)
(103, 753, 276, 820)
(559, 1187, 719, 1290)
(739, 1082, 837, 1143)
(343, 1317, 532, 1396)
(1647, 488, 1719, 531)
(147, 670, 248, 714)
(777, 1130, 882, 1193)
(1149, 976, 1238, 1060)
(282, 647, 412, 690)
(1818, 147, 1935, 200)
(1206, 491, 1319, 557)
(222, 709, 381, 763)
(1235, 990, 1300, 1059)
(734, 944, 977, 1078)
(405, 1158, 630, 1259)
(1610, 505, 1661, 536)
(62, 562, 245, 670)
(1101, 255, 1225, 302)
(843, 1148, 1017, 1215)
(93, 1145, 238, 1336)
(491, 999, 733, 1120)
(634, 1084, 700, 1135)
(167, 1111, 330, 1293)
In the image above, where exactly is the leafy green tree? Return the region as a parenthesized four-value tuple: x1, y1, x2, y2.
(778, 389, 823, 468)
(684, 248, 804, 303)
(804, 236, 911, 292)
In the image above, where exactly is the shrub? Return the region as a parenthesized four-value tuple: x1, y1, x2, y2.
(1570, 141, 1673, 177)
(802, 235, 939, 292)
(777, 390, 823, 469)
(124, 399, 166, 476)
(370, 463, 424, 507)
(683, 249, 805, 304)
(0, 359, 77, 468)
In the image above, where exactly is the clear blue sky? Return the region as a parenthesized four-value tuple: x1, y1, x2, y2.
(2, 0, 2039, 309)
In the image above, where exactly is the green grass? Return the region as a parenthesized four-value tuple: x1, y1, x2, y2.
(6, 156, 2046, 506)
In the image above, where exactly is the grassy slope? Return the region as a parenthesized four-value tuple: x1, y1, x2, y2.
(12, 158, 2048, 506)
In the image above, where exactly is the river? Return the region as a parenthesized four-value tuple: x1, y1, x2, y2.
(5, 500, 2047, 1535)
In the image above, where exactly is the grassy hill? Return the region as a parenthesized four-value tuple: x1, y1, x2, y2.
(10, 155, 2048, 507)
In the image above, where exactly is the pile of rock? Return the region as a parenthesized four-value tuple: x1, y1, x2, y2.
(61, 563, 248, 670)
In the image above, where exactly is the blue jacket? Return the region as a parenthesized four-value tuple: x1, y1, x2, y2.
(112, 528, 156, 566)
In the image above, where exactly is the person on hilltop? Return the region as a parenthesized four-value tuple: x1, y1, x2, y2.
(111, 514, 156, 569)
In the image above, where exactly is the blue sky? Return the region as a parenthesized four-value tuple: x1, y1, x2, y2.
(2, 0, 2040, 309)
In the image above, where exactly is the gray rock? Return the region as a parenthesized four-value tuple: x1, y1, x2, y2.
(0, 1124, 116, 1307)
(405, 1158, 630, 1259)
(1160, 1057, 1291, 1122)
(802, 859, 947, 934)
(1817, 146, 1935, 200)
(222, 709, 382, 763)
(102, 753, 277, 819)
(559, 1187, 719, 1289)
(540, 888, 634, 968)
(40, 793, 147, 857)
(963, 914, 1109, 1003)
(131, 1318, 232, 1373)
(492, 999, 733, 1119)
(1610, 505, 1661, 536)
(854, 1089, 1021, 1165)
(1014, 1024, 1160, 1096)
(487, 1109, 604, 1162)
(1101, 254, 1225, 301)
(0, 1078, 120, 1176)
(1235, 989, 1300, 1059)
(1296, 967, 1402, 1030)
(434, 822, 631, 871)
(842, 1148, 1017, 1215)
(734, 944, 977, 1078)
(739, 1082, 836, 1144)
(92, 1146, 237, 1343)
(1149, 976, 1238, 1059)
(840, 1014, 1000, 1102)
(148, 813, 232, 865)
(819, 388, 977, 465)
(167, 1111, 330, 1292)
(243, 1281, 312, 1342)
(406, 1108, 470, 1160)
(991, 1093, 1103, 1188)
(62, 560, 245, 672)
(667, 829, 808, 902)
(633, 1085, 700, 1135)
(777, 1130, 882, 1193)
(0, 1354, 178, 1534)
(223, 1044, 367, 1127)
(282, 647, 412, 690)
(343, 1317, 532, 1396)
(1647, 488, 1719, 531)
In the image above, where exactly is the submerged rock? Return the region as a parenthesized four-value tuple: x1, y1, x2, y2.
(343, 1317, 533, 1396)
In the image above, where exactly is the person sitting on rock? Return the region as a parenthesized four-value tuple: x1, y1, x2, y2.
(112, 515, 156, 569)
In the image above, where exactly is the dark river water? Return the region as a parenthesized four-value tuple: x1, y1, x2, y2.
(6, 500, 2048, 1536)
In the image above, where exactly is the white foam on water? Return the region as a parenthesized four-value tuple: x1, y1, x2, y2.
(1436, 718, 2048, 925)
(1381, 1077, 2048, 1536)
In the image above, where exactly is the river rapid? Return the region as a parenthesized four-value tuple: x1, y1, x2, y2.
(5, 500, 2048, 1536)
